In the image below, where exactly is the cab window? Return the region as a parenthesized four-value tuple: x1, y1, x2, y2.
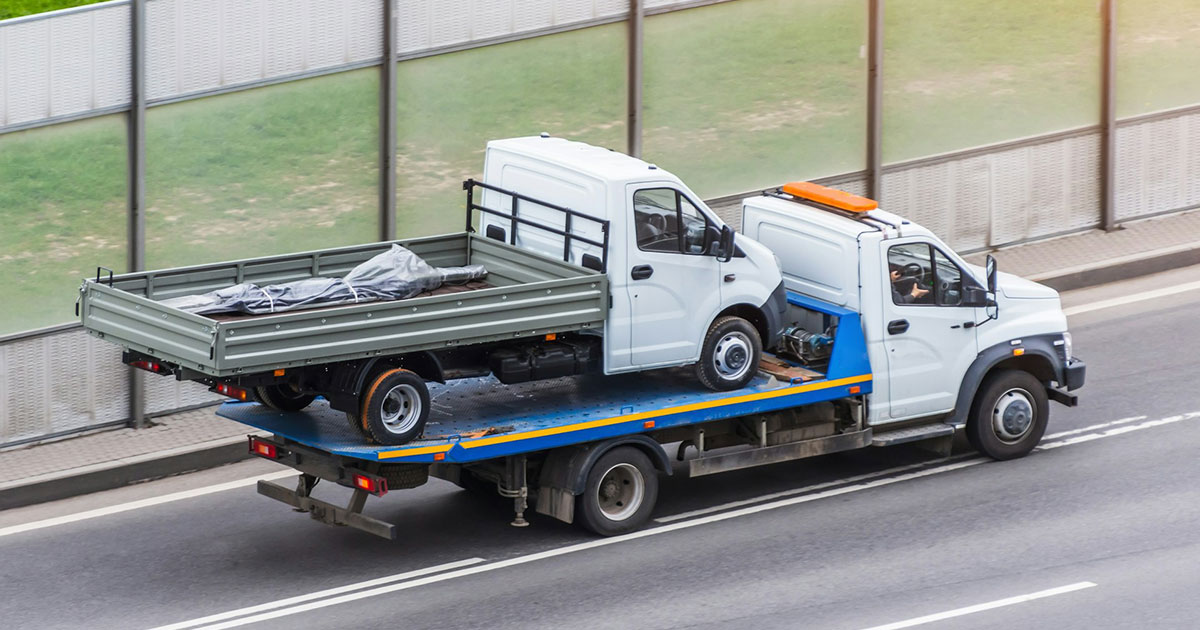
(633, 188, 714, 254)
(888, 243, 973, 306)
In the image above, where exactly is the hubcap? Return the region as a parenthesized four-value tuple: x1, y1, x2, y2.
(713, 332, 753, 381)
(596, 463, 645, 521)
(992, 388, 1034, 443)
(379, 383, 421, 434)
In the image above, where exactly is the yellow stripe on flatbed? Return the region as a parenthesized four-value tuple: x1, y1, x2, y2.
(377, 374, 871, 459)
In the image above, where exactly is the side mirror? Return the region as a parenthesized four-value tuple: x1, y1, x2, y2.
(717, 225, 734, 262)
(985, 254, 998, 294)
(962, 286, 988, 307)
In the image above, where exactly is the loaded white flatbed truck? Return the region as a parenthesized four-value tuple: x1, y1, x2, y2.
(226, 147, 1083, 539)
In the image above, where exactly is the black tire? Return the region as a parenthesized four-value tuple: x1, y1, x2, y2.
(696, 316, 762, 391)
(966, 369, 1049, 460)
(360, 368, 430, 446)
(343, 411, 370, 439)
(254, 384, 316, 412)
(576, 446, 659, 536)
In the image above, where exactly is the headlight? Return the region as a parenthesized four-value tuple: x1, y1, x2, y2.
(1062, 332, 1073, 360)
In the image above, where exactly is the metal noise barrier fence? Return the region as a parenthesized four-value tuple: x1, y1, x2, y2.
(3, 0, 1200, 445)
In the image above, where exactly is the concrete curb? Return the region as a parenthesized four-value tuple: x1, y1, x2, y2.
(0, 434, 261, 511)
(1029, 243, 1200, 292)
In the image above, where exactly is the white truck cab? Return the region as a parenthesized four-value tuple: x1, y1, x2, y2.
(742, 182, 1084, 458)
(481, 136, 787, 390)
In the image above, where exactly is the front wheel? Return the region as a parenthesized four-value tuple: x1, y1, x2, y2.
(576, 446, 659, 536)
(966, 369, 1049, 460)
(360, 369, 430, 446)
(696, 316, 762, 391)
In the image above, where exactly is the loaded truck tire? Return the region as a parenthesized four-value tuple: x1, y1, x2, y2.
(966, 369, 1049, 460)
(576, 446, 659, 536)
(696, 316, 762, 391)
(254, 384, 316, 412)
(360, 368, 431, 446)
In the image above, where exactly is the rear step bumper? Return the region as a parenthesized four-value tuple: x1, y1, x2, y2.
(258, 478, 397, 540)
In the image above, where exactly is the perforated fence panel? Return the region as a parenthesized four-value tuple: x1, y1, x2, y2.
(0, 2, 131, 127)
(0, 328, 130, 444)
(1115, 106, 1200, 222)
(882, 130, 1101, 252)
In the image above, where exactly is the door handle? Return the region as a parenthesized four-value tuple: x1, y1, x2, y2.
(631, 265, 654, 280)
(887, 319, 909, 335)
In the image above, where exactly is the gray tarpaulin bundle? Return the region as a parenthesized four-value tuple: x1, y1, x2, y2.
(160, 244, 488, 316)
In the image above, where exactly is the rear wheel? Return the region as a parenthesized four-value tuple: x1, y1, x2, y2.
(360, 369, 430, 446)
(967, 369, 1048, 460)
(696, 316, 762, 391)
(576, 447, 659, 536)
(254, 384, 316, 412)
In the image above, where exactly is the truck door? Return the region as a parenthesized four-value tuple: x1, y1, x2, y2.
(880, 240, 981, 421)
(624, 185, 721, 366)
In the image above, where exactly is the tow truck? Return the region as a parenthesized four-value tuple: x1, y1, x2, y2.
(82, 138, 1084, 538)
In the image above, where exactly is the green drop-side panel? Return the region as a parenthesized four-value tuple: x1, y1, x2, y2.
(80, 233, 607, 376)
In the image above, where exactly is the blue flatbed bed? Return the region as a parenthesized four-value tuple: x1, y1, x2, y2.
(218, 291, 873, 465)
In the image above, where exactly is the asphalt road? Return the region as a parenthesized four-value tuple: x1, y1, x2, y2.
(2, 266, 1199, 630)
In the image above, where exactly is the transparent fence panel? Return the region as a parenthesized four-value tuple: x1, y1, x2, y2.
(395, 23, 626, 237)
(145, 69, 379, 268)
(0, 115, 127, 335)
(644, 0, 867, 199)
(883, 0, 1101, 162)
(1117, 0, 1200, 117)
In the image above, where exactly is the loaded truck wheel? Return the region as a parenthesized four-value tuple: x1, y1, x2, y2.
(360, 368, 430, 446)
(576, 446, 659, 536)
(696, 316, 762, 391)
(343, 411, 369, 438)
(254, 384, 316, 412)
(966, 369, 1049, 461)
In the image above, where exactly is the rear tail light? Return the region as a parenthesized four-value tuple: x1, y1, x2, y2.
(248, 437, 279, 459)
(214, 383, 251, 401)
(130, 360, 172, 375)
(352, 473, 388, 496)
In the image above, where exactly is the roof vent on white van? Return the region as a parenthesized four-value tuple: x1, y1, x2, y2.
(539, 132, 550, 138)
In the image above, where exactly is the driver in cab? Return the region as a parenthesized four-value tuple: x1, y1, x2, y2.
(890, 263, 930, 304)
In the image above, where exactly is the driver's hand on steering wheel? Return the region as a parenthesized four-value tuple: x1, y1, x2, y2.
(891, 270, 930, 300)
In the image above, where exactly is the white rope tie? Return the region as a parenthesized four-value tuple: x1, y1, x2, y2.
(258, 288, 275, 313)
(342, 279, 359, 303)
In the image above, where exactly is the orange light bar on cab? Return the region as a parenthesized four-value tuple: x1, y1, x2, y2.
(782, 181, 878, 213)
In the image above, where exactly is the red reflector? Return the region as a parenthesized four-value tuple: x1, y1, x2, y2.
(352, 474, 387, 496)
(248, 438, 278, 459)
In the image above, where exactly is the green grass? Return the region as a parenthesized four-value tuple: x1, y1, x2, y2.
(0, 0, 101, 20)
(3, 0, 1200, 334)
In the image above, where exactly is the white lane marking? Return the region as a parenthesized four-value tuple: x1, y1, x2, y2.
(655, 456, 973, 523)
(175, 460, 993, 630)
(0, 470, 295, 539)
(1038, 411, 1200, 452)
(856, 581, 1097, 630)
(1042, 415, 1146, 441)
(1063, 279, 1200, 316)
(148, 558, 484, 630)
(160, 411, 1193, 629)
(658, 413, 1149, 524)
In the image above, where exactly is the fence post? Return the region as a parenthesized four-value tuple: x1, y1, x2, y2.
(128, 0, 147, 429)
(627, 0, 644, 159)
(866, 0, 884, 201)
(1100, 0, 1117, 231)
(380, 0, 397, 241)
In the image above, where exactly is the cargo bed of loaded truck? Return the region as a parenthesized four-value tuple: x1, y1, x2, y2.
(78, 181, 612, 445)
